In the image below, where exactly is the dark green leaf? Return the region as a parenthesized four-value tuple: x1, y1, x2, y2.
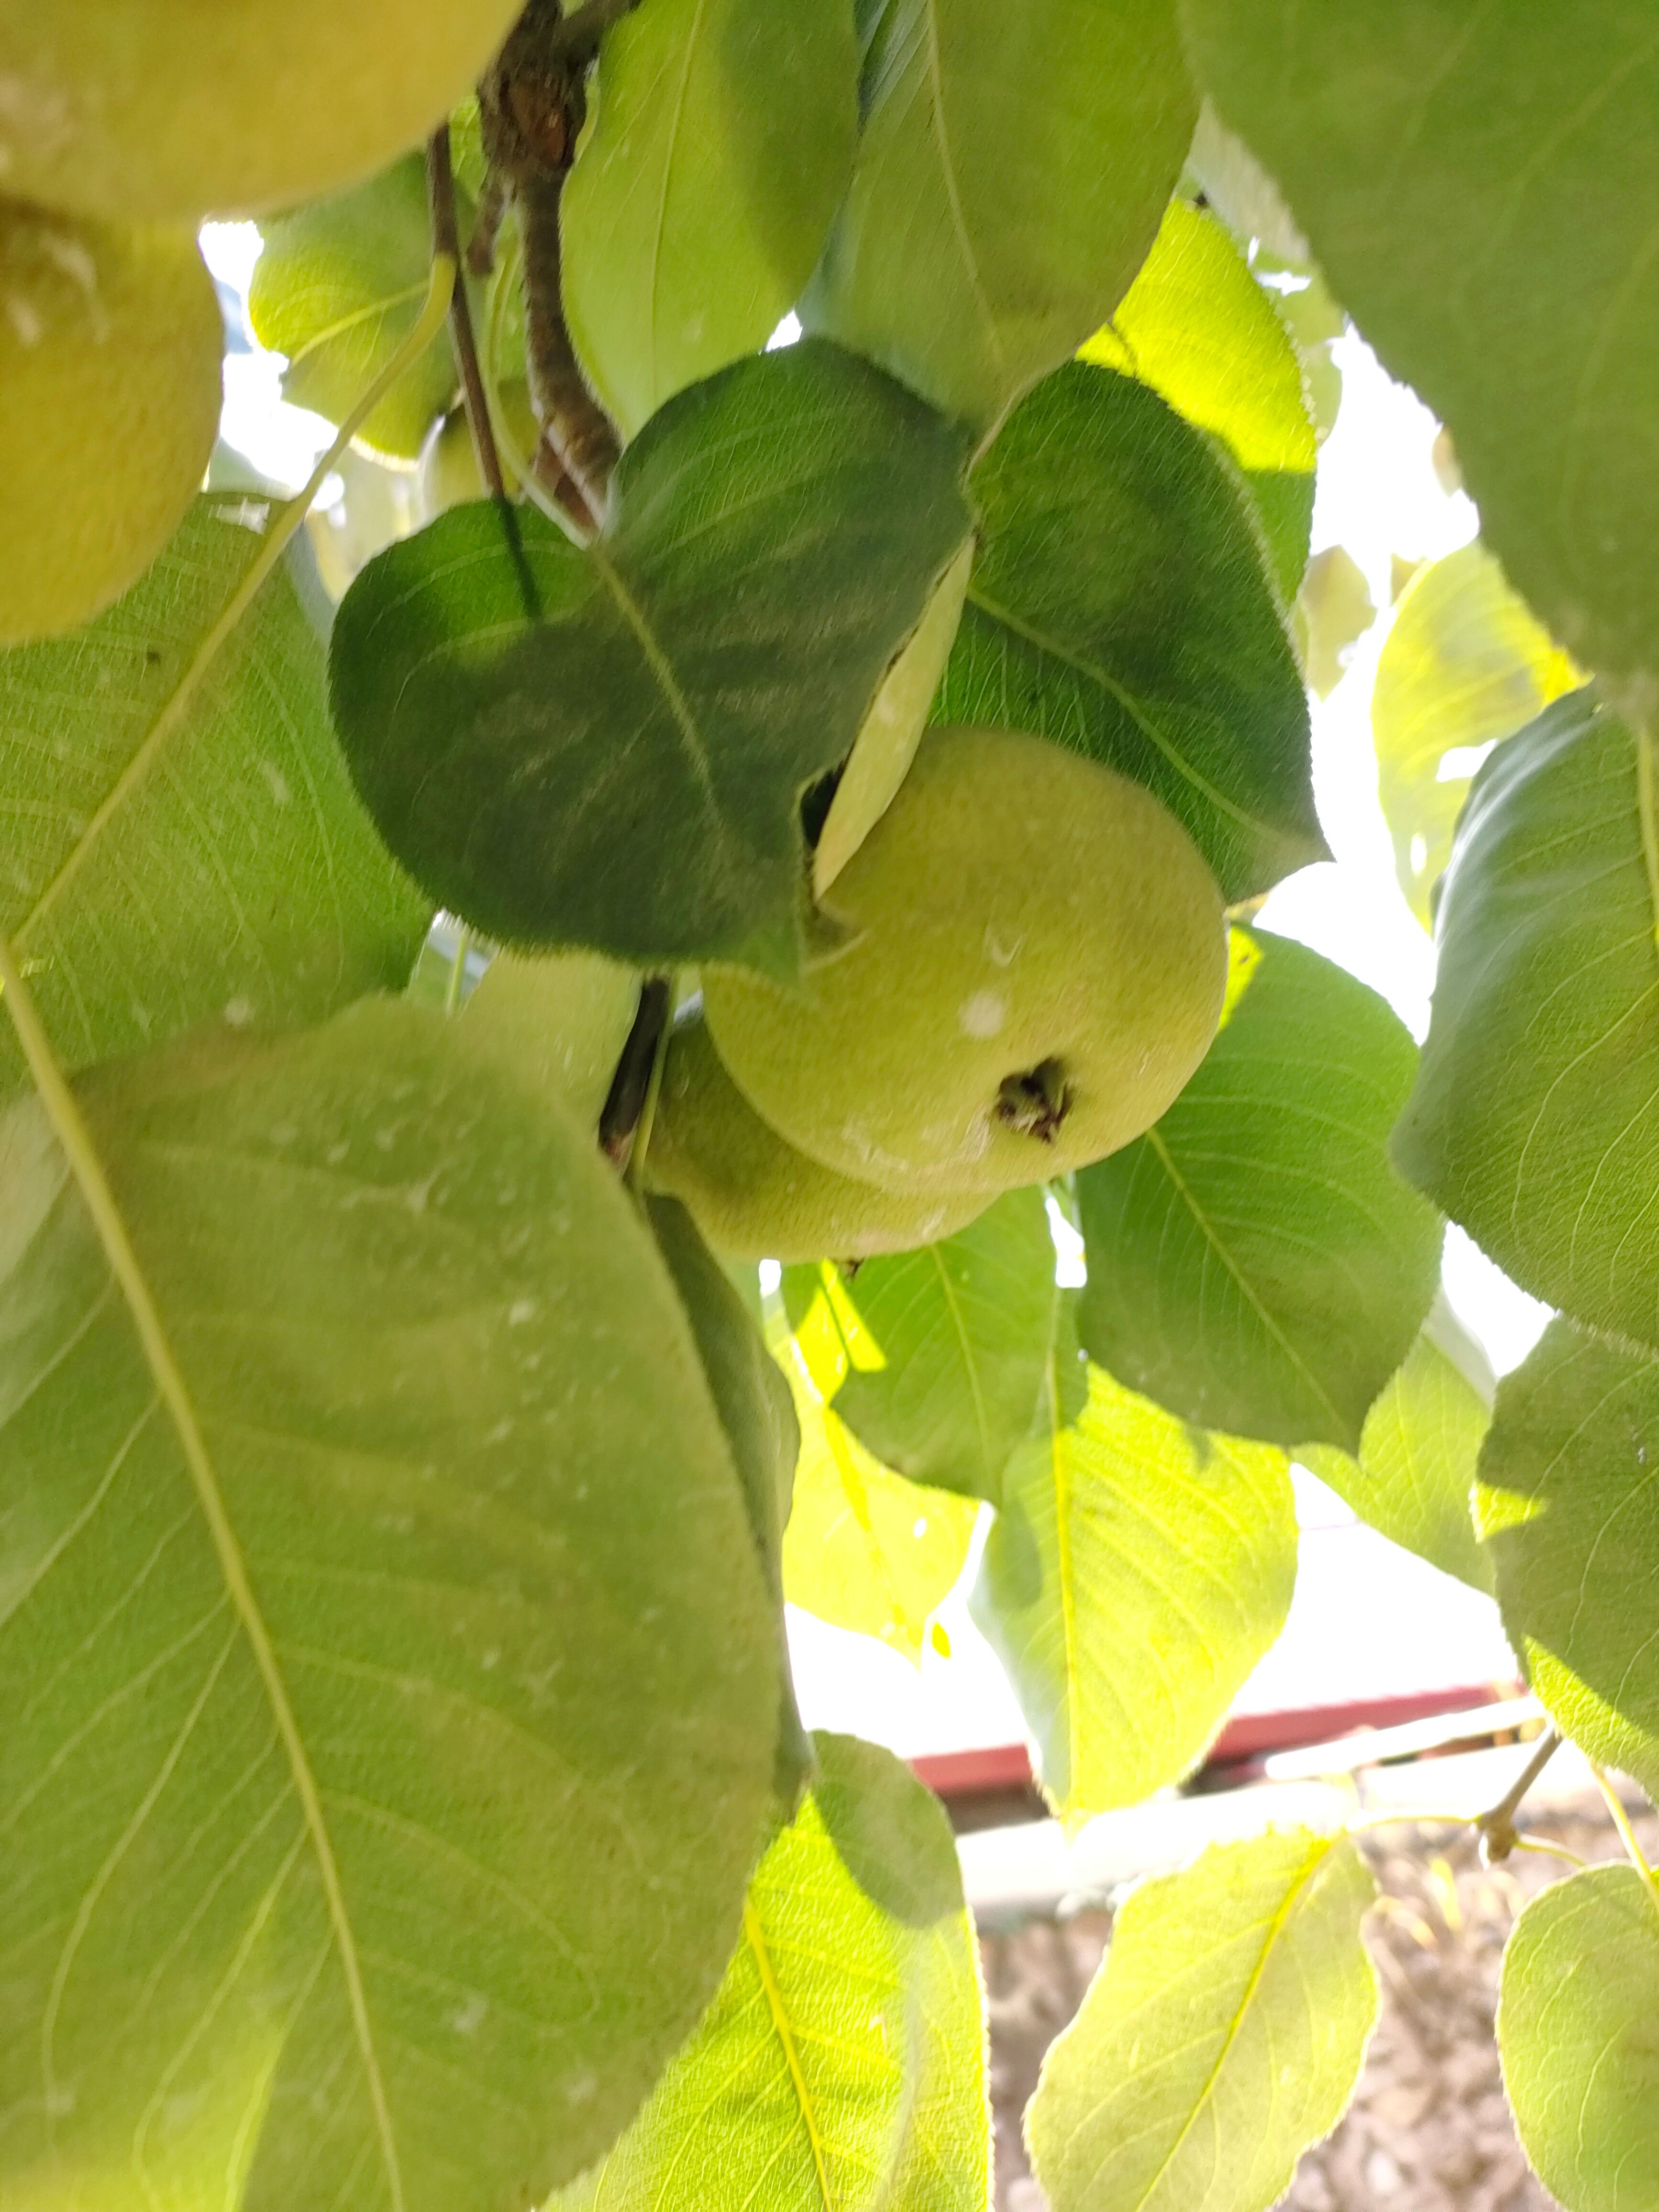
(648, 1193, 812, 1809)
(1179, 0, 1659, 693)
(0, 998, 777, 2212)
(555, 1735, 988, 2212)
(803, 0, 1195, 435)
(1476, 1318, 1659, 1801)
(1078, 929, 1442, 1452)
(1372, 543, 1581, 928)
(1028, 1829, 1376, 2212)
(935, 366, 1321, 901)
(972, 1358, 1296, 1820)
(563, 0, 858, 436)
(781, 1186, 1057, 1506)
(1302, 1295, 1494, 1595)
(329, 341, 972, 975)
(248, 156, 460, 460)
(0, 497, 429, 1101)
(1393, 691, 1659, 1349)
(1498, 1867, 1659, 2212)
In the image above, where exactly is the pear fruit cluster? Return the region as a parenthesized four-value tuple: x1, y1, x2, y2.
(651, 724, 1228, 1259)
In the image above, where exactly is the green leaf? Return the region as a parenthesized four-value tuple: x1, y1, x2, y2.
(1078, 929, 1442, 1453)
(1028, 1829, 1377, 2212)
(1296, 545, 1375, 700)
(1178, 0, 1659, 694)
(972, 1360, 1296, 1821)
(329, 341, 972, 975)
(648, 1193, 812, 1810)
(1475, 1318, 1659, 1802)
(1498, 1867, 1659, 2212)
(563, 0, 858, 437)
(1392, 690, 1659, 1352)
(0, 496, 429, 1101)
(776, 1334, 979, 1663)
(0, 996, 779, 2211)
(1372, 543, 1582, 928)
(555, 1733, 988, 2212)
(1080, 197, 1316, 599)
(935, 365, 1321, 902)
(1302, 1295, 1494, 1595)
(781, 1187, 1056, 1507)
(461, 948, 641, 1134)
(248, 156, 460, 460)
(802, 0, 1195, 435)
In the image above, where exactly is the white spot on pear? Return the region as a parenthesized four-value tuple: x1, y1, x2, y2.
(959, 990, 1005, 1038)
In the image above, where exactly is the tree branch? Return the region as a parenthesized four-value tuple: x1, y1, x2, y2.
(1478, 1726, 1560, 1863)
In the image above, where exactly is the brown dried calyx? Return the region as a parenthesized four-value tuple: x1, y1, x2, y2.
(471, 0, 630, 529)
(995, 1058, 1073, 1144)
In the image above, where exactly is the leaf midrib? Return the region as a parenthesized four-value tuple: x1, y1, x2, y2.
(0, 936, 406, 2209)
(745, 1895, 835, 2209)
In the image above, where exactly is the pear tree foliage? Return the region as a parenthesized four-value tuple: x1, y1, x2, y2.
(1, 0, 1657, 2207)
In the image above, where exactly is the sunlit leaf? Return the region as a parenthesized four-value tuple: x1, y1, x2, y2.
(776, 1340, 978, 1663)
(1180, 0, 1659, 693)
(1081, 197, 1316, 598)
(1476, 1318, 1659, 1802)
(0, 497, 428, 1102)
(329, 341, 971, 976)
(564, 0, 858, 435)
(1393, 689, 1659, 1352)
(556, 1733, 988, 2212)
(972, 1359, 1296, 1822)
(0, 997, 777, 2211)
(1028, 1828, 1377, 2212)
(782, 1185, 1057, 1507)
(1296, 545, 1374, 699)
(1498, 1867, 1659, 2212)
(1372, 542, 1581, 927)
(1302, 1294, 1494, 1595)
(936, 366, 1320, 902)
(1078, 929, 1442, 1452)
(803, 0, 1195, 434)
(248, 156, 460, 460)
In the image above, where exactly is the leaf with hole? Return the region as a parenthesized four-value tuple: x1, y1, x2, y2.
(1028, 1828, 1377, 2212)
(1077, 929, 1442, 1453)
(1179, 0, 1659, 693)
(1476, 1318, 1659, 1802)
(1301, 1294, 1494, 1595)
(1080, 197, 1316, 599)
(0, 496, 429, 1103)
(1372, 543, 1580, 928)
(1393, 689, 1659, 1352)
(555, 1733, 988, 2212)
(563, 0, 858, 436)
(971, 1359, 1296, 1822)
(934, 365, 1320, 901)
(802, 0, 1195, 434)
(781, 1185, 1058, 1508)
(1498, 1866, 1659, 2212)
(0, 997, 777, 2212)
(328, 340, 972, 976)
(248, 156, 462, 460)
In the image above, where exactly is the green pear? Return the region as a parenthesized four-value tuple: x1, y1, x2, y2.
(417, 381, 540, 518)
(704, 726, 1228, 1195)
(0, 203, 222, 646)
(648, 1017, 991, 1262)
(0, 0, 525, 223)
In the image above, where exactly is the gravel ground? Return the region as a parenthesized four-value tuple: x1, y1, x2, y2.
(980, 1791, 1659, 2212)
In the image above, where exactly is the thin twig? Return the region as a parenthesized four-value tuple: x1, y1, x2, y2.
(427, 126, 508, 502)
(1478, 1725, 1561, 1863)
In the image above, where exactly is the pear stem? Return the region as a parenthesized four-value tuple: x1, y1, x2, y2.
(426, 124, 508, 503)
